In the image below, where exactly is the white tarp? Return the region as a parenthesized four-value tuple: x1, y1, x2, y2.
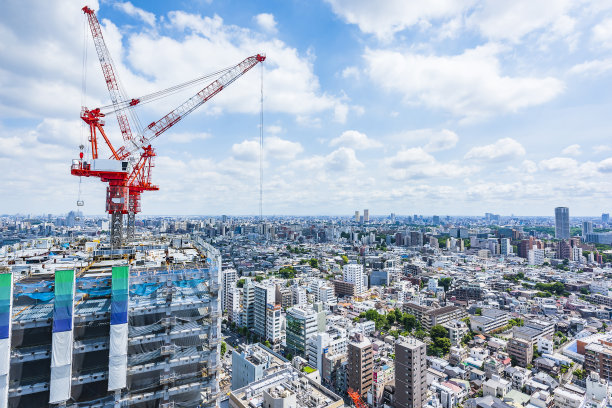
(109, 323, 128, 357)
(0, 338, 9, 376)
(108, 323, 128, 391)
(49, 364, 71, 404)
(108, 355, 128, 390)
(0, 375, 7, 408)
(51, 330, 73, 368)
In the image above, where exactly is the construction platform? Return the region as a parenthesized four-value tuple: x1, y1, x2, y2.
(2, 235, 221, 408)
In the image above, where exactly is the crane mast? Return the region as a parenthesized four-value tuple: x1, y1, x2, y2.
(72, 5, 265, 247)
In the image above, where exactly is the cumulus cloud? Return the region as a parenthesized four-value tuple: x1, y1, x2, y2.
(232, 137, 303, 162)
(466, 0, 573, 43)
(539, 157, 578, 172)
(561, 144, 581, 156)
(254, 13, 278, 33)
(569, 58, 612, 77)
(341, 66, 360, 80)
(598, 158, 612, 173)
(594, 145, 612, 154)
(114, 2, 156, 27)
(329, 130, 382, 150)
(364, 45, 563, 121)
(324, 0, 474, 40)
(265, 136, 303, 160)
(593, 18, 612, 49)
(464, 138, 526, 161)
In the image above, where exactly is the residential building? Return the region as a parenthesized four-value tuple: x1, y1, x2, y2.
(508, 337, 533, 368)
(347, 333, 373, 397)
(403, 303, 467, 331)
(395, 337, 426, 408)
(254, 283, 276, 340)
(222, 268, 238, 312)
(343, 264, 365, 295)
(266, 303, 283, 349)
(275, 285, 293, 309)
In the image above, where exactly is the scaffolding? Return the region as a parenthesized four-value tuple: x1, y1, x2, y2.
(5, 235, 221, 407)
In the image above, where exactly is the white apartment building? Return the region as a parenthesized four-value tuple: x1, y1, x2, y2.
(343, 263, 365, 295)
(222, 268, 238, 311)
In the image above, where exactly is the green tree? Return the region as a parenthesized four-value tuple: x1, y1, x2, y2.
(438, 277, 452, 292)
(430, 325, 448, 340)
(236, 279, 245, 288)
(475, 308, 482, 316)
(309, 258, 319, 268)
(264, 340, 271, 348)
(221, 341, 227, 357)
(414, 329, 427, 340)
(402, 314, 418, 332)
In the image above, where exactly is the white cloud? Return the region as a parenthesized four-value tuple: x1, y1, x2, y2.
(329, 130, 382, 150)
(254, 13, 278, 34)
(166, 131, 211, 143)
(594, 145, 612, 154)
(265, 125, 283, 135)
(464, 138, 526, 161)
(387, 147, 473, 179)
(388, 147, 435, 168)
(598, 158, 612, 173)
(364, 45, 564, 121)
(265, 136, 303, 160)
(115, 2, 156, 27)
(569, 58, 612, 77)
(561, 144, 581, 156)
(324, 147, 363, 172)
(539, 157, 578, 172)
(593, 18, 612, 48)
(466, 0, 573, 43)
(324, 0, 474, 40)
(390, 129, 459, 151)
(231, 140, 259, 162)
(341, 66, 360, 80)
(127, 11, 348, 121)
(232, 137, 303, 162)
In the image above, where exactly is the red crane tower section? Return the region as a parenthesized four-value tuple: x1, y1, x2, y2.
(72, 6, 265, 247)
(347, 388, 368, 408)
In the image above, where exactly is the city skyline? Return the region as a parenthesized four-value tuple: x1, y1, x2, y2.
(3, 1, 612, 215)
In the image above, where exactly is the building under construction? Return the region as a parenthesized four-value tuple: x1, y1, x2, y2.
(1, 235, 220, 408)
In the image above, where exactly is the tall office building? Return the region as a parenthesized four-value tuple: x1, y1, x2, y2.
(395, 337, 426, 408)
(354, 211, 360, 222)
(603, 213, 610, 224)
(254, 282, 276, 340)
(347, 333, 373, 397)
(363, 209, 369, 223)
(285, 305, 324, 356)
(343, 264, 365, 295)
(583, 221, 594, 238)
(555, 207, 570, 240)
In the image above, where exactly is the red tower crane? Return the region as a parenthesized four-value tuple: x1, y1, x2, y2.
(72, 6, 265, 247)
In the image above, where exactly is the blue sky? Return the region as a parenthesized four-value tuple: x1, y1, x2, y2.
(2, 0, 612, 216)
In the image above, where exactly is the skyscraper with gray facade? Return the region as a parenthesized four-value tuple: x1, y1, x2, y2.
(555, 207, 570, 240)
